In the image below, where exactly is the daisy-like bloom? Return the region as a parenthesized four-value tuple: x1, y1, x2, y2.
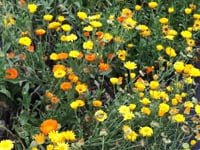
(139, 126, 153, 137)
(173, 61, 185, 73)
(184, 8, 192, 15)
(33, 133, 45, 144)
(159, 17, 169, 24)
(48, 131, 64, 144)
(53, 69, 66, 78)
(124, 61, 137, 70)
(135, 5, 142, 11)
(129, 103, 136, 111)
(75, 83, 88, 94)
(70, 101, 79, 109)
(50, 96, 60, 104)
(62, 130, 76, 141)
(94, 110, 108, 122)
(173, 114, 185, 123)
(58, 52, 68, 60)
(0, 139, 14, 150)
(124, 130, 138, 141)
(148, 2, 158, 9)
(48, 21, 61, 29)
(181, 30, 192, 39)
(83, 40, 94, 50)
(5, 68, 18, 79)
(54, 142, 69, 150)
(57, 15, 65, 22)
(189, 67, 200, 77)
(77, 11, 88, 20)
(46, 144, 54, 150)
(83, 25, 93, 31)
(118, 105, 130, 114)
(18, 36, 32, 46)
(140, 97, 151, 105)
(27, 3, 37, 13)
(50, 53, 59, 61)
(117, 50, 127, 61)
(195, 104, 200, 116)
(89, 21, 102, 28)
(40, 119, 59, 135)
(123, 111, 135, 120)
(122, 18, 137, 30)
(165, 47, 176, 57)
(141, 107, 151, 115)
(98, 62, 111, 72)
(134, 80, 146, 92)
(121, 8, 133, 18)
(68, 74, 79, 83)
(158, 103, 170, 117)
(93, 100, 103, 107)
(35, 29, 46, 35)
(60, 34, 78, 42)
(85, 53, 96, 62)
(61, 24, 71, 32)
(88, 14, 101, 20)
(69, 50, 80, 58)
(149, 80, 159, 90)
(60, 82, 72, 91)
(168, 7, 174, 13)
(43, 14, 53, 21)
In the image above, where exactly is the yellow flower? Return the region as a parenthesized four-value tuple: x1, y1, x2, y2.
(83, 25, 93, 31)
(93, 100, 103, 107)
(94, 110, 108, 122)
(141, 107, 151, 115)
(61, 24, 72, 32)
(89, 21, 102, 28)
(83, 40, 94, 50)
(53, 69, 66, 78)
(70, 101, 79, 109)
(110, 77, 119, 85)
(149, 80, 159, 90)
(88, 14, 101, 20)
(62, 130, 76, 141)
(102, 33, 113, 42)
(139, 126, 153, 137)
(189, 67, 200, 77)
(173, 61, 185, 73)
(148, 2, 158, 9)
(135, 81, 146, 92)
(140, 97, 151, 105)
(181, 30, 192, 39)
(173, 114, 185, 123)
(46, 144, 54, 150)
(156, 44, 164, 51)
(118, 105, 130, 114)
(124, 61, 137, 70)
(159, 17, 168, 24)
(48, 131, 64, 144)
(18, 36, 32, 46)
(129, 103, 136, 110)
(117, 50, 127, 61)
(124, 131, 138, 141)
(165, 47, 176, 57)
(195, 104, 200, 116)
(121, 8, 133, 18)
(190, 139, 197, 146)
(43, 14, 53, 21)
(77, 11, 88, 20)
(60, 34, 78, 42)
(48, 22, 61, 29)
(28, 4, 37, 13)
(57, 15, 65, 22)
(168, 7, 174, 13)
(75, 83, 88, 94)
(123, 111, 135, 120)
(75, 99, 85, 107)
(31, 147, 38, 150)
(159, 103, 170, 113)
(54, 142, 69, 150)
(50, 53, 59, 61)
(184, 8, 192, 14)
(135, 5, 142, 11)
(33, 133, 45, 145)
(122, 18, 137, 30)
(69, 50, 80, 58)
(0, 139, 14, 150)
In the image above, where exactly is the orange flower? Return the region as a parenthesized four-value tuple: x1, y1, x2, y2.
(19, 0, 26, 6)
(7, 51, 15, 59)
(35, 29, 46, 35)
(58, 52, 68, 60)
(45, 91, 54, 98)
(50, 96, 60, 104)
(5, 68, 18, 79)
(93, 100, 103, 107)
(27, 45, 35, 52)
(60, 82, 72, 91)
(107, 53, 114, 60)
(19, 53, 26, 60)
(75, 83, 88, 94)
(52, 64, 66, 72)
(98, 62, 111, 71)
(68, 74, 79, 83)
(117, 16, 125, 22)
(40, 119, 59, 135)
(85, 53, 96, 62)
(83, 31, 90, 37)
(33, 133, 45, 144)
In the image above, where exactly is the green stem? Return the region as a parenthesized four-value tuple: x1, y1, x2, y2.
(101, 136, 105, 150)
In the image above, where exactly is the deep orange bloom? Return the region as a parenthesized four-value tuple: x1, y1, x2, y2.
(68, 74, 79, 83)
(83, 31, 90, 37)
(85, 53, 96, 62)
(60, 82, 72, 91)
(5, 68, 18, 79)
(45, 91, 54, 98)
(50, 96, 60, 104)
(96, 31, 104, 37)
(58, 52, 68, 60)
(117, 16, 125, 22)
(107, 53, 114, 60)
(52, 64, 66, 72)
(98, 62, 111, 71)
(40, 119, 59, 135)
(27, 45, 35, 52)
(19, 0, 26, 6)
(19, 53, 26, 60)
(35, 29, 46, 35)
(7, 51, 15, 59)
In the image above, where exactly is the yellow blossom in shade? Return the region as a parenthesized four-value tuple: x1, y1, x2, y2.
(185, 77, 193, 84)
(124, 61, 137, 70)
(0, 139, 14, 150)
(61, 24, 71, 32)
(102, 33, 113, 42)
(184, 8, 192, 14)
(46, 144, 54, 150)
(54, 142, 69, 150)
(43, 14, 53, 21)
(159, 103, 170, 116)
(28, 4, 37, 13)
(118, 105, 130, 114)
(168, 7, 174, 13)
(141, 107, 151, 115)
(3, 16, 15, 27)
(53, 69, 66, 78)
(140, 97, 151, 105)
(94, 110, 108, 122)
(127, 43, 134, 48)
(88, 14, 101, 20)
(187, 39, 195, 47)
(33, 133, 45, 144)
(134, 81, 146, 92)
(121, 8, 133, 18)
(57, 15, 65, 22)
(173, 61, 185, 73)
(122, 18, 137, 30)
(148, 2, 158, 9)
(77, 11, 88, 20)
(117, 50, 127, 61)
(156, 44, 164, 51)
(60, 34, 78, 42)
(159, 17, 169, 24)
(149, 80, 159, 90)
(184, 101, 194, 108)
(190, 139, 197, 146)
(122, 125, 132, 133)
(123, 111, 135, 120)
(135, 5, 142, 11)
(184, 64, 194, 74)
(48, 131, 64, 143)
(62, 130, 76, 141)
(89, 21, 102, 28)
(173, 114, 185, 123)
(93, 100, 103, 107)
(83, 40, 94, 50)
(70, 101, 79, 109)
(139, 126, 153, 137)
(31, 147, 38, 150)
(83, 25, 93, 31)
(125, 131, 138, 141)
(193, 14, 200, 19)
(195, 105, 200, 116)
(75, 83, 88, 94)
(48, 22, 61, 29)
(18, 36, 32, 46)
(69, 50, 80, 58)
(189, 67, 200, 77)
(149, 90, 161, 99)
(50, 53, 59, 61)
(110, 77, 119, 85)
(181, 30, 192, 39)
(165, 47, 176, 57)
(75, 99, 85, 107)
(129, 103, 136, 110)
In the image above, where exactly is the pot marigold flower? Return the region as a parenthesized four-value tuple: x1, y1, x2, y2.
(77, 11, 88, 20)
(173, 61, 185, 73)
(58, 52, 68, 60)
(189, 67, 200, 77)
(141, 107, 151, 115)
(124, 131, 138, 141)
(61, 24, 72, 32)
(53, 64, 66, 72)
(85, 53, 96, 62)
(43, 14, 53, 21)
(89, 21, 102, 28)
(122, 18, 137, 30)
(75, 83, 88, 94)
(124, 61, 137, 70)
(40, 119, 59, 135)
(28, 3, 37, 13)
(149, 80, 159, 90)
(140, 97, 151, 105)
(60, 82, 72, 91)
(51, 96, 60, 104)
(117, 50, 127, 61)
(98, 62, 111, 72)
(139, 126, 153, 137)
(35, 29, 46, 35)
(48, 131, 64, 143)
(0, 139, 14, 150)
(5, 68, 18, 79)
(94, 110, 108, 122)
(148, 2, 158, 9)
(83, 40, 94, 50)
(173, 114, 185, 123)
(69, 50, 80, 58)
(184, 8, 192, 14)
(156, 44, 164, 51)
(57, 15, 65, 22)
(168, 7, 174, 13)
(181, 30, 192, 39)
(18, 36, 32, 46)
(54, 142, 69, 150)
(135, 5, 142, 11)
(62, 130, 76, 141)
(68, 74, 79, 83)
(159, 17, 169, 24)
(48, 21, 61, 29)
(33, 133, 45, 145)
(165, 47, 176, 57)
(93, 100, 103, 107)
(53, 69, 66, 78)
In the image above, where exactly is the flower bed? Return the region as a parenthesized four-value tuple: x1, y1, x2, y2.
(0, 0, 200, 150)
